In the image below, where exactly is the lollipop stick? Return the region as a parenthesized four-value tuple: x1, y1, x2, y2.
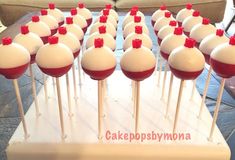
(135, 81, 140, 133)
(43, 74, 48, 103)
(13, 79, 29, 139)
(133, 81, 136, 118)
(103, 79, 107, 99)
(165, 73, 174, 117)
(173, 80, 184, 133)
(157, 57, 162, 86)
(55, 78, 66, 139)
(29, 64, 40, 116)
(190, 79, 196, 100)
(198, 66, 212, 118)
(131, 81, 135, 101)
(208, 78, 225, 141)
(98, 80, 103, 139)
(52, 77, 56, 94)
(66, 74, 72, 117)
(72, 65, 78, 99)
(161, 63, 168, 100)
(77, 56, 82, 85)
(155, 53, 158, 76)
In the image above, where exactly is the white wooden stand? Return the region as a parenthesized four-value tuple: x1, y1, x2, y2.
(6, 71, 231, 160)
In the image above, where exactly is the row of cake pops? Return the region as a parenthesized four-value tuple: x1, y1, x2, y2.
(0, 2, 95, 139)
(152, 4, 235, 141)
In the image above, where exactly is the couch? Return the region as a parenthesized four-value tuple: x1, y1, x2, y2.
(0, 0, 227, 26)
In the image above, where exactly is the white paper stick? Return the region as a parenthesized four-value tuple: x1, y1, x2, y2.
(98, 80, 103, 139)
(165, 73, 174, 117)
(66, 74, 73, 116)
(135, 81, 140, 133)
(161, 63, 168, 100)
(43, 74, 48, 103)
(190, 79, 196, 100)
(72, 65, 78, 100)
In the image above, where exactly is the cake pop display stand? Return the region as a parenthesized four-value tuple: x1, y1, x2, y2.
(6, 71, 230, 160)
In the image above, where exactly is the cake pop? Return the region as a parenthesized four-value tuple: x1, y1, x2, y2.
(168, 38, 205, 133)
(77, 3, 93, 26)
(157, 20, 177, 45)
(182, 10, 203, 36)
(103, 4, 119, 22)
(36, 36, 74, 139)
(81, 38, 116, 139)
(96, 9, 117, 28)
(120, 39, 156, 133)
(86, 25, 116, 51)
(14, 26, 44, 116)
(154, 11, 175, 35)
(208, 36, 235, 141)
(89, 16, 116, 38)
(176, 3, 194, 26)
(0, 37, 30, 139)
(47, 3, 64, 26)
(190, 18, 216, 48)
(151, 5, 169, 26)
(70, 8, 88, 33)
(122, 8, 145, 30)
(123, 26, 152, 51)
(40, 9, 58, 35)
(63, 17, 84, 44)
(160, 27, 187, 102)
(27, 16, 51, 44)
(123, 16, 149, 39)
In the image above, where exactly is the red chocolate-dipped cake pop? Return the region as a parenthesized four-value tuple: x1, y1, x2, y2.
(63, 17, 84, 44)
(157, 20, 177, 45)
(151, 5, 169, 26)
(0, 37, 30, 79)
(55, 27, 81, 58)
(121, 39, 156, 81)
(182, 10, 203, 36)
(96, 9, 117, 28)
(190, 18, 216, 47)
(77, 3, 92, 26)
(36, 36, 74, 77)
(210, 36, 235, 78)
(27, 16, 51, 44)
(89, 16, 116, 38)
(47, 3, 64, 26)
(123, 26, 152, 51)
(122, 8, 145, 29)
(70, 8, 88, 33)
(14, 26, 44, 64)
(160, 27, 186, 60)
(40, 9, 58, 35)
(123, 16, 149, 39)
(81, 38, 116, 80)
(102, 4, 118, 22)
(154, 11, 175, 35)
(86, 25, 116, 51)
(168, 38, 205, 80)
(199, 29, 229, 64)
(176, 3, 194, 26)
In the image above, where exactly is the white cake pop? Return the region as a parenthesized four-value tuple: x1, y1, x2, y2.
(190, 18, 216, 47)
(102, 4, 119, 22)
(77, 3, 93, 26)
(36, 36, 74, 77)
(96, 9, 117, 28)
(151, 5, 169, 26)
(182, 10, 203, 36)
(89, 16, 116, 38)
(122, 8, 145, 29)
(160, 27, 187, 60)
(81, 38, 116, 80)
(86, 25, 116, 51)
(0, 37, 30, 79)
(199, 29, 229, 64)
(123, 26, 152, 51)
(124, 6, 145, 24)
(63, 17, 84, 44)
(176, 3, 194, 26)
(70, 8, 88, 33)
(154, 11, 175, 35)
(55, 27, 81, 58)
(157, 20, 177, 45)
(39, 9, 58, 36)
(27, 16, 51, 44)
(14, 26, 44, 64)
(123, 16, 149, 39)
(47, 3, 64, 26)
